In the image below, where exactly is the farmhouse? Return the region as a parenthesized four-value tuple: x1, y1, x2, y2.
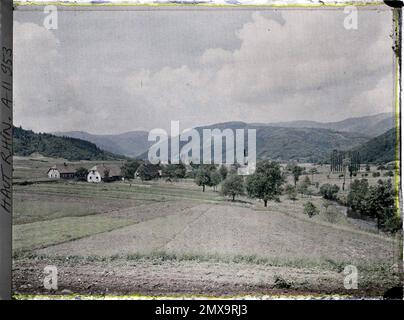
(87, 164, 123, 183)
(47, 164, 75, 180)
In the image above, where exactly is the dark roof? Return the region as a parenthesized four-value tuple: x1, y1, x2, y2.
(48, 164, 76, 174)
(89, 164, 122, 178)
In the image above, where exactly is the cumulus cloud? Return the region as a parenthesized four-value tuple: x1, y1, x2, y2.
(14, 9, 394, 134)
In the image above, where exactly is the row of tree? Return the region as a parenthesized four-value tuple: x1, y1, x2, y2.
(192, 161, 285, 206)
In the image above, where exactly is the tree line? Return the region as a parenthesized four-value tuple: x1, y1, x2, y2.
(120, 159, 401, 233)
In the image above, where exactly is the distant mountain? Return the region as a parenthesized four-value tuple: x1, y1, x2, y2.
(14, 126, 126, 161)
(53, 130, 152, 158)
(138, 122, 370, 163)
(258, 112, 394, 137)
(53, 113, 394, 162)
(352, 128, 397, 164)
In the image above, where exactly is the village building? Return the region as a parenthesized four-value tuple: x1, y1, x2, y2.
(47, 163, 76, 180)
(87, 164, 123, 183)
(47, 166, 60, 179)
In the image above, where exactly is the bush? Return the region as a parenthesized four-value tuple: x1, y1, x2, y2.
(195, 167, 211, 192)
(303, 201, 319, 218)
(319, 183, 340, 200)
(372, 172, 380, 177)
(273, 275, 292, 289)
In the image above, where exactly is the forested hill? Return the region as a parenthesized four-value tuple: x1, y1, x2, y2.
(353, 128, 397, 164)
(13, 126, 126, 161)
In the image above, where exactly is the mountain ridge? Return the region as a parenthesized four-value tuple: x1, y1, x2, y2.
(14, 126, 127, 161)
(51, 112, 395, 162)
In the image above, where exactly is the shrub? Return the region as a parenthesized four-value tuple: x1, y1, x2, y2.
(303, 201, 319, 218)
(273, 275, 291, 289)
(319, 183, 340, 200)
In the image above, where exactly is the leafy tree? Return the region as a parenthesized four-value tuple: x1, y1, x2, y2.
(319, 183, 340, 200)
(221, 174, 244, 201)
(209, 170, 222, 192)
(347, 179, 401, 232)
(246, 161, 285, 207)
(367, 179, 400, 232)
(195, 167, 211, 192)
(347, 179, 369, 213)
(219, 165, 228, 180)
(75, 167, 89, 181)
(303, 201, 319, 218)
(121, 160, 142, 180)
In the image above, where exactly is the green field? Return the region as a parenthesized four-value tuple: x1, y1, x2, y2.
(12, 156, 401, 297)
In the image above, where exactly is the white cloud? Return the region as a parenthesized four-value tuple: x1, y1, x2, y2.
(122, 10, 394, 130)
(14, 9, 394, 134)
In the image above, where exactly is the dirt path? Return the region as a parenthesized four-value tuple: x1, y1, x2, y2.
(13, 256, 394, 297)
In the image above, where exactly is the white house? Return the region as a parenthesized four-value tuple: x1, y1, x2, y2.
(87, 166, 102, 183)
(47, 166, 60, 179)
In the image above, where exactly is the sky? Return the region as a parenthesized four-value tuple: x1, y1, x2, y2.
(14, 7, 395, 134)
